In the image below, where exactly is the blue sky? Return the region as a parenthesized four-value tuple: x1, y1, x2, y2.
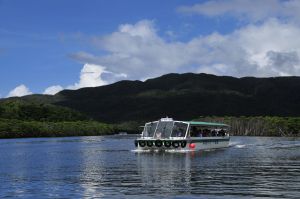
(1, 0, 300, 97)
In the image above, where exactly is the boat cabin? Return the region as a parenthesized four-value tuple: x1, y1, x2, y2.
(141, 118, 229, 139)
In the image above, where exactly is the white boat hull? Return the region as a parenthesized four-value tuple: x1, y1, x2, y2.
(191, 138, 230, 150)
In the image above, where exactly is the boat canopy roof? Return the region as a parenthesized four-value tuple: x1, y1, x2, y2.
(186, 121, 229, 127)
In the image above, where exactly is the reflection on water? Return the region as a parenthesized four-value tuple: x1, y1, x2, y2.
(0, 136, 299, 198)
(137, 152, 192, 195)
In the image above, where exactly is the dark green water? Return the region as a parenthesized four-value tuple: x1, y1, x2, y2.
(0, 136, 299, 199)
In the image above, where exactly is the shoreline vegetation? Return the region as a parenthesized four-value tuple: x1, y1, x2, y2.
(195, 116, 300, 137)
(0, 119, 114, 139)
(1, 117, 299, 139)
(0, 100, 114, 138)
(0, 94, 299, 139)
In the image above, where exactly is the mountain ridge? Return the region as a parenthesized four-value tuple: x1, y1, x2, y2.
(2, 73, 300, 123)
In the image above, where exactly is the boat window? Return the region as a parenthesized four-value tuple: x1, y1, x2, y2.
(154, 121, 173, 138)
(189, 127, 229, 137)
(190, 126, 206, 137)
(171, 122, 188, 137)
(142, 122, 158, 137)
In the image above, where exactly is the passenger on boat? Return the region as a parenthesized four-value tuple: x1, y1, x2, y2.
(156, 132, 162, 138)
(190, 126, 197, 137)
(172, 126, 183, 137)
(179, 128, 186, 137)
(197, 129, 203, 137)
(219, 129, 225, 136)
(202, 129, 210, 137)
(211, 129, 217, 137)
(176, 129, 183, 137)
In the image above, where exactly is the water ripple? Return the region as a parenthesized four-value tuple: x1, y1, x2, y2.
(0, 136, 299, 198)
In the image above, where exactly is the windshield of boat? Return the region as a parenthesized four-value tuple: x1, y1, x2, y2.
(154, 121, 174, 138)
(142, 122, 158, 137)
(171, 122, 188, 137)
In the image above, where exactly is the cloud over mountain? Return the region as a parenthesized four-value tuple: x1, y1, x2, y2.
(67, 63, 108, 89)
(4, 1, 300, 98)
(43, 85, 64, 95)
(7, 84, 32, 97)
(43, 63, 108, 96)
(70, 18, 300, 79)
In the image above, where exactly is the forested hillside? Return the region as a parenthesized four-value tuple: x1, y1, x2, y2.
(1, 73, 300, 137)
(54, 73, 300, 123)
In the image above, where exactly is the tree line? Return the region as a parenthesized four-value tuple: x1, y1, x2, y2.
(0, 100, 115, 138)
(196, 116, 300, 137)
(1, 116, 299, 138)
(0, 119, 114, 138)
(0, 99, 299, 138)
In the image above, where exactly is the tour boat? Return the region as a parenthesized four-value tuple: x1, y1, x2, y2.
(134, 117, 230, 151)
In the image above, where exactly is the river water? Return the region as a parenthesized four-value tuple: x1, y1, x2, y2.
(0, 136, 299, 199)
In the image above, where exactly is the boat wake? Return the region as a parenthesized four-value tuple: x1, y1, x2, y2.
(131, 149, 151, 153)
(235, 144, 246, 148)
(229, 141, 247, 148)
(165, 149, 194, 153)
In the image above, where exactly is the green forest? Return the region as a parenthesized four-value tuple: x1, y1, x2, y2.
(0, 98, 299, 138)
(0, 100, 114, 138)
(1, 73, 300, 138)
(195, 116, 300, 137)
(0, 119, 114, 138)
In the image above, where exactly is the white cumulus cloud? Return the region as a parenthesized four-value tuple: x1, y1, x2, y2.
(7, 84, 32, 98)
(70, 19, 300, 78)
(7, 10, 300, 98)
(41, 63, 112, 96)
(43, 85, 63, 95)
(67, 63, 108, 89)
